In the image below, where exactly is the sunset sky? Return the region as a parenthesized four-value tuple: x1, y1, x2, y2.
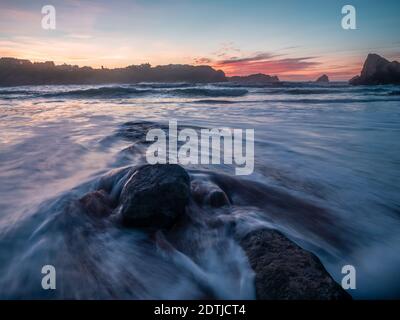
(0, 0, 399, 80)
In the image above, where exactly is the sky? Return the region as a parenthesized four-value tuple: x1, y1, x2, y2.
(0, 0, 399, 80)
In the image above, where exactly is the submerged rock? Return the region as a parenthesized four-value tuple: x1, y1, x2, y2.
(349, 53, 400, 85)
(191, 179, 230, 208)
(79, 190, 113, 218)
(315, 74, 329, 83)
(117, 164, 191, 229)
(240, 228, 351, 300)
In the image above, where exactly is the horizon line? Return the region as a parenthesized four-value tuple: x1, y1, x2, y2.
(0, 55, 362, 82)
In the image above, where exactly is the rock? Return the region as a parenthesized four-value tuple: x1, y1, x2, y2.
(315, 74, 329, 83)
(191, 180, 230, 208)
(349, 53, 400, 85)
(0, 57, 226, 86)
(117, 164, 191, 229)
(228, 73, 279, 85)
(79, 190, 113, 218)
(239, 228, 351, 300)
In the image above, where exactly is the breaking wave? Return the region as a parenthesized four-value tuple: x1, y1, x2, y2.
(8, 84, 248, 99)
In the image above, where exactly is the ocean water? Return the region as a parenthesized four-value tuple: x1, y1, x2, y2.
(0, 82, 399, 299)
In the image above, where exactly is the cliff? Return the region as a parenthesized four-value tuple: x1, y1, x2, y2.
(349, 53, 400, 85)
(0, 58, 226, 86)
(228, 73, 279, 85)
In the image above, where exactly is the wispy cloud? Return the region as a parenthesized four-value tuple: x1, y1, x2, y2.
(218, 52, 280, 65)
(216, 56, 321, 77)
(194, 47, 323, 79)
(194, 57, 213, 64)
(65, 34, 93, 39)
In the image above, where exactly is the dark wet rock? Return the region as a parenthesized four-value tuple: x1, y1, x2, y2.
(239, 228, 351, 300)
(79, 190, 113, 218)
(191, 179, 230, 208)
(315, 74, 329, 83)
(117, 164, 191, 229)
(349, 53, 400, 85)
(207, 189, 230, 208)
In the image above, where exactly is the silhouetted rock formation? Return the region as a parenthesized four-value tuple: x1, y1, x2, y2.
(0, 57, 226, 86)
(349, 53, 400, 85)
(228, 73, 279, 85)
(316, 74, 329, 83)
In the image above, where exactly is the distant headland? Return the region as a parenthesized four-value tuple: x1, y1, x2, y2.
(0, 57, 283, 87)
(0, 58, 227, 86)
(1, 53, 399, 86)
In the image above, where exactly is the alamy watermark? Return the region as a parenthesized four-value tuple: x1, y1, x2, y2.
(41, 5, 56, 30)
(41, 265, 56, 290)
(145, 120, 254, 175)
(341, 264, 356, 290)
(341, 5, 356, 30)
(40, 4, 356, 31)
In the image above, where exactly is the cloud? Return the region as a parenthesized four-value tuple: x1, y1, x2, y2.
(213, 54, 321, 77)
(66, 34, 93, 40)
(194, 45, 324, 78)
(194, 57, 213, 65)
(218, 52, 280, 65)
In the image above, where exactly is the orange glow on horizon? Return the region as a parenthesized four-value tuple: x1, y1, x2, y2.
(211, 57, 363, 81)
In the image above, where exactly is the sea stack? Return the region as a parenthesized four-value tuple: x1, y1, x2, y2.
(228, 73, 280, 85)
(315, 74, 329, 83)
(349, 53, 400, 85)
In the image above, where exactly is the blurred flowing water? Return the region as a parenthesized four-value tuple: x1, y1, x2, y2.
(0, 82, 399, 299)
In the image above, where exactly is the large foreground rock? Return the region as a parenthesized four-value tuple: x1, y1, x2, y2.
(117, 164, 190, 228)
(349, 53, 400, 85)
(240, 228, 351, 300)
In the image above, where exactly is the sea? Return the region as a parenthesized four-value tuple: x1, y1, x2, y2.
(0, 82, 399, 299)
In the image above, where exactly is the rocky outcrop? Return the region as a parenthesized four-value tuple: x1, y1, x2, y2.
(116, 164, 191, 229)
(315, 74, 329, 83)
(79, 190, 114, 218)
(191, 179, 230, 208)
(349, 53, 400, 85)
(77, 163, 350, 299)
(0, 57, 226, 86)
(239, 228, 351, 299)
(228, 73, 279, 85)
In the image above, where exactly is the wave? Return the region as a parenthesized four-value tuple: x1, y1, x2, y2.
(0, 89, 34, 95)
(42, 86, 152, 98)
(24, 86, 249, 99)
(0, 83, 398, 100)
(191, 97, 400, 105)
(169, 88, 248, 97)
(136, 82, 193, 89)
(192, 99, 236, 104)
(262, 97, 400, 104)
(265, 89, 337, 95)
(259, 87, 396, 95)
